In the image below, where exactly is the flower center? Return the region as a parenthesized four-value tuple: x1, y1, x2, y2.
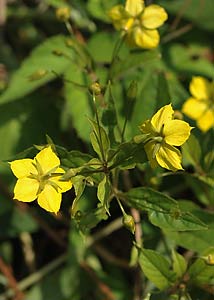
(28, 160, 63, 195)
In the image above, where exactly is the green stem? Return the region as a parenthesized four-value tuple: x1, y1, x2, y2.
(108, 33, 126, 81)
(92, 93, 106, 163)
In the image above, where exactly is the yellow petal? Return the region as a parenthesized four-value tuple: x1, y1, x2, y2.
(35, 146, 60, 174)
(14, 178, 39, 202)
(51, 167, 72, 192)
(134, 27, 160, 49)
(182, 97, 207, 120)
(156, 144, 183, 171)
(197, 109, 214, 132)
(108, 5, 128, 30)
(133, 27, 160, 49)
(10, 159, 37, 179)
(151, 104, 173, 132)
(141, 5, 168, 29)
(125, 0, 144, 16)
(190, 77, 211, 100)
(144, 140, 158, 168)
(164, 120, 192, 146)
(37, 184, 62, 213)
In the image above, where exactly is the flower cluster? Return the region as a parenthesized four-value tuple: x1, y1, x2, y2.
(108, 0, 168, 49)
(10, 146, 72, 214)
(139, 104, 192, 171)
(182, 76, 214, 132)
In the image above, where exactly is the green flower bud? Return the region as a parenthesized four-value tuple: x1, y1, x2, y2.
(56, 7, 71, 22)
(201, 253, 214, 265)
(127, 80, 138, 101)
(89, 82, 103, 96)
(65, 38, 74, 48)
(74, 210, 83, 220)
(122, 214, 135, 234)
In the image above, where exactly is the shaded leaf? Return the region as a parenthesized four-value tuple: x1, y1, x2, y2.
(109, 142, 147, 170)
(139, 248, 176, 290)
(0, 35, 74, 104)
(172, 250, 187, 279)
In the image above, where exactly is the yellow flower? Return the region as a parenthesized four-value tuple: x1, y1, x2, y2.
(10, 146, 72, 214)
(139, 104, 192, 171)
(108, 0, 168, 49)
(182, 76, 214, 132)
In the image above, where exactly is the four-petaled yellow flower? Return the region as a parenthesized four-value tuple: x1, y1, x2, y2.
(139, 104, 192, 171)
(108, 0, 168, 49)
(10, 146, 72, 214)
(182, 76, 214, 132)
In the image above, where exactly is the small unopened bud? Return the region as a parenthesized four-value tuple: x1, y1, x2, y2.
(65, 38, 74, 48)
(174, 110, 183, 120)
(28, 69, 48, 81)
(127, 80, 138, 101)
(89, 82, 103, 96)
(202, 254, 214, 265)
(123, 214, 135, 234)
(74, 210, 83, 220)
(56, 7, 71, 22)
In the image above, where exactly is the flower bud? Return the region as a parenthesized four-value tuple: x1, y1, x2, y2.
(173, 110, 183, 120)
(89, 82, 103, 96)
(74, 210, 83, 220)
(65, 38, 74, 48)
(56, 7, 71, 22)
(127, 80, 138, 101)
(202, 253, 214, 265)
(122, 214, 135, 234)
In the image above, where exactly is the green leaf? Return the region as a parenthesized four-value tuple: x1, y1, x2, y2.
(63, 64, 92, 142)
(110, 142, 147, 170)
(164, 206, 214, 253)
(102, 82, 118, 126)
(158, 0, 214, 31)
(61, 150, 92, 168)
(97, 175, 111, 212)
(182, 134, 202, 167)
(87, 32, 122, 63)
(125, 187, 179, 213)
(156, 72, 171, 107)
(89, 119, 110, 160)
(71, 175, 86, 216)
(75, 206, 108, 233)
(87, 0, 118, 22)
(204, 150, 214, 175)
(0, 35, 74, 104)
(172, 250, 187, 279)
(149, 210, 207, 231)
(139, 248, 176, 290)
(110, 49, 161, 80)
(166, 44, 214, 77)
(184, 174, 214, 205)
(125, 187, 207, 231)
